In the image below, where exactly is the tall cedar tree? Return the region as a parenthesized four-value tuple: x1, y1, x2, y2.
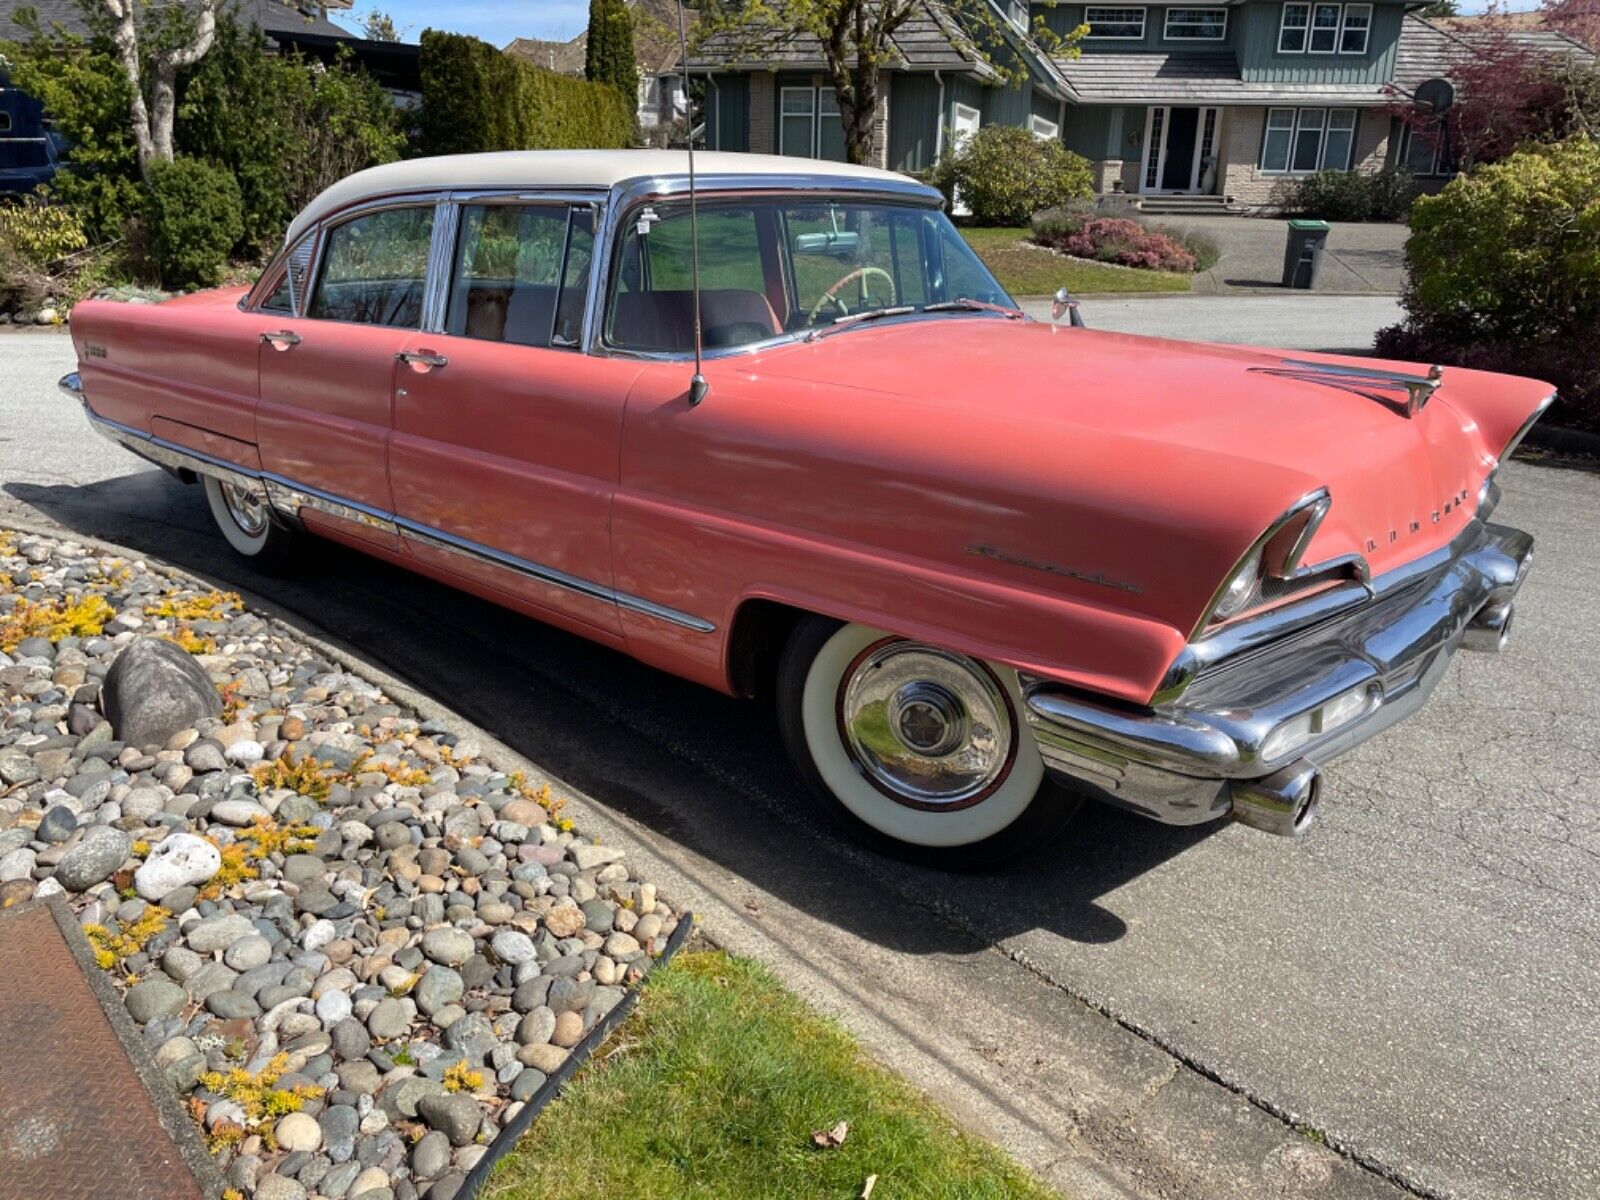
(586, 0, 640, 101)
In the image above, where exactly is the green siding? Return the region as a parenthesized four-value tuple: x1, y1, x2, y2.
(710, 74, 748, 151)
(889, 74, 942, 171)
(1235, 2, 1403, 82)
(1041, 4, 1242, 52)
(1064, 104, 1146, 161)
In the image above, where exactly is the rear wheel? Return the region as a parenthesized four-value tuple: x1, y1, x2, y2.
(202, 475, 298, 572)
(776, 616, 1081, 868)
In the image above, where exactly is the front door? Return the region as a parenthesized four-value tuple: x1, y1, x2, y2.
(1141, 106, 1219, 193)
(256, 203, 438, 551)
(388, 200, 635, 636)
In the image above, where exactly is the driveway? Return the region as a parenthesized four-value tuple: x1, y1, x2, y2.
(5, 325, 1599, 1200)
(1137, 214, 1408, 294)
(1025, 293, 1403, 355)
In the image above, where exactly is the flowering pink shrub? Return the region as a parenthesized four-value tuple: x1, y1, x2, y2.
(1039, 217, 1198, 273)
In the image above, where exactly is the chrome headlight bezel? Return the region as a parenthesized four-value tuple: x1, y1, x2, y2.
(1195, 488, 1334, 636)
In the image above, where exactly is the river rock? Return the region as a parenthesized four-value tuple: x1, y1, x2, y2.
(101, 637, 221, 749)
(55, 826, 130, 891)
(133, 833, 221, 900)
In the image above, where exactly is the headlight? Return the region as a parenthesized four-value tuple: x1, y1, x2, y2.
(1209, 552, 1261, 622)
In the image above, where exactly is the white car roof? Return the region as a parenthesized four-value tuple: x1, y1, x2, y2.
(286, 150, 922, 243)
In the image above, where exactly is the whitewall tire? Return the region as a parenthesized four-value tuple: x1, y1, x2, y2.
(202, 475, 297, 571)
(776, 617, 1080, 867)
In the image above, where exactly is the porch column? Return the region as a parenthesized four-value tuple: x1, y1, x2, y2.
(749, 72, 776, 154)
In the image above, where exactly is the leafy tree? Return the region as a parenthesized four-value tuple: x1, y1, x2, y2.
(360, 9, 402, 41)
(99, 0, 222, 177)
(143, 155, 241, 287)
(1543, 0, 1600, 54)
(177, 15, 405, 255)
(586, 0, 640, 101)
(1417, 0, 1460, 17)
(695, 1, 1084, 165)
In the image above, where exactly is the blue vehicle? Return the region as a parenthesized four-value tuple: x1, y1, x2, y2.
(0, 78, 65, 195)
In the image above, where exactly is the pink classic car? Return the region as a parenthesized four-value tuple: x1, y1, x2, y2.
(61, 150, 1552, 865)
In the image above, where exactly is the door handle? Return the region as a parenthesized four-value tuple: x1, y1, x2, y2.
(261, 330, 301, 350)
(397, 349, 448, 371)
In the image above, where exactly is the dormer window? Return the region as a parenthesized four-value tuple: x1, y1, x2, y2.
(1085, 6, 1146, 39)
(1007, 0, 1029, 31)
(1279, 2, 1370, 54)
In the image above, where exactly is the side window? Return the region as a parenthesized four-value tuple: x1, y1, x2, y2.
(259, 269, 293, 314)
(787, 205, 926, 317)
(255, 234, 314, 315)
(308, 206, 434, 327)
(607, 205, 777, 353)
(936, 219, 1008, 307)
(446, 203, 594, 348)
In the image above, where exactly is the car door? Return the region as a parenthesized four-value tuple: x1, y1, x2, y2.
(388, 199, 641, 636)
(256, 202, 437, 551)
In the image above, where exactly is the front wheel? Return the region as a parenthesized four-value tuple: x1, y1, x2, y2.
(776, 617, 1081, 869)
(202, 475, 298, 572)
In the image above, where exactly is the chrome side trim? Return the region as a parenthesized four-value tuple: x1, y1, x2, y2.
(420, 197, 460, 335)
(395, 517, 716, 632)
(58, 372, 82, 397)
(75, 404, 716, 634)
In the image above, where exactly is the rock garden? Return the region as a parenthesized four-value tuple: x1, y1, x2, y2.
(0, 528, 681, 1200)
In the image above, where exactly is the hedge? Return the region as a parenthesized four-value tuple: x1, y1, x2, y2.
(419, 30, 633, 156)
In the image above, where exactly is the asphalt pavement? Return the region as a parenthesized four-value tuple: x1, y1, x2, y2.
(4, 311, 1597, 1200)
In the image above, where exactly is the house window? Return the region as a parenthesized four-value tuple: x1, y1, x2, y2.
(1402, 123, 1450, 176)
(1007, 0, 1029, 31)
(1165, 7, 1227, 40)
(1339, 3, 1371, 54)
(1309, 3, 1341, 52)
(1030, 113, 1060, 140)
(781, 85, 845, 160)
(780, 87, 815, 157)
(1259, 107, 1359, 173)
(1278, 3, 1310, 52)
(1085, 7, 1146, 39)
(0, 113, 11, 133)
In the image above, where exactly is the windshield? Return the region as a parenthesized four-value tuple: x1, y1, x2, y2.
(604, 197, 1016, 354)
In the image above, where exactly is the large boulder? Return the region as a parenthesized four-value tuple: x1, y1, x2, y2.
(101, 637, 221, 748)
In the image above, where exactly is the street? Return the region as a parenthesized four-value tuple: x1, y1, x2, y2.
(4, 310, 1597, 1200)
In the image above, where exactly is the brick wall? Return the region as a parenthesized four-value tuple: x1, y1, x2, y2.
(748, 72, 775, 154)
(869, 85, 890, 169)
(1219, 107, 1392, 210)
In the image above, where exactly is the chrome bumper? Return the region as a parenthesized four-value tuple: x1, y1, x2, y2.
(1022, 519, 1534, 836)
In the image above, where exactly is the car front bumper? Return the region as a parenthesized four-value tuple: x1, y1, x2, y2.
(1021, 519, 1534, 836)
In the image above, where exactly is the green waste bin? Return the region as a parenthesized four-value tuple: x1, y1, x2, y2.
(1283, 219, 1330, 289)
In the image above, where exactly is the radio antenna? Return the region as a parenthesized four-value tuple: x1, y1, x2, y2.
(675, 0, 708, 406)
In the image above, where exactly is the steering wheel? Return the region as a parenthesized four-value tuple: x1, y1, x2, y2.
(808, 265, 897, 323)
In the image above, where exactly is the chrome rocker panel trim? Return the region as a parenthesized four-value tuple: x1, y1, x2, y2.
(66, 382, 716, 634)
(1022, 518, 1534, 830)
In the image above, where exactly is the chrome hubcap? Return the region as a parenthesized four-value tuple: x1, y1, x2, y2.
(837, 640, 1015, 809)
(221, 481, 268, 536)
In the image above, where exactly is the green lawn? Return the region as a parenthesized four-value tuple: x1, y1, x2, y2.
(959, 227, 1192, 297)
(488, 950, 1059, 1200)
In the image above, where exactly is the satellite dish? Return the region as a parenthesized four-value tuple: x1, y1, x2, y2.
(1415, 78, 1455, 113)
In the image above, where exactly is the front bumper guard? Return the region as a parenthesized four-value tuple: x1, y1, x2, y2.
(1022, 520, 1533, 835)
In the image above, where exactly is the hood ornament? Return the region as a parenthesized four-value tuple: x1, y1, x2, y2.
(1250, 359, 1443, 417)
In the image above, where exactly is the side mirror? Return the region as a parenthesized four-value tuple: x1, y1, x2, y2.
(1052, 286, 1085, 328)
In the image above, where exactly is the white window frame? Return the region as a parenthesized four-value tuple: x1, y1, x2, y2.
(1164, 7, 1228, 41)
(1258, 106, 1359, 174)
(1308, 2, 1343, 54)
(1030, 113, 1060, 140)
(1401, 123, 1450, 177)
(1278, 2, 1310, 53)
(1085, 6, 1147, 39)
(1006, 0, 1029, 32)
(779, 86, 815, 157)
(1339, 3, 1372, 54)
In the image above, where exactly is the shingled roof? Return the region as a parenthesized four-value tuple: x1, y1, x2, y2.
(1393, 13, 1596, 93)
(687, 0, 990, 75)
(1, 0, 349, 42)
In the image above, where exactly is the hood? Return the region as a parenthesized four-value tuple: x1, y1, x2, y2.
(747, 318, 1550, 581)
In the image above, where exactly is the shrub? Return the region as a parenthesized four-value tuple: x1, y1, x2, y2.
(418, 30, 633, 156)
(930, 125, 1093, 227)
(1377, 138, 1600, 433)
(1147, 222, 1220, 272)
(178, 17, 407, 256)
(143, 157, 243, 289)
(0, 200, 88, 263)
(1032, 209, 1198, 272)
(1273, 167, 1416, 222)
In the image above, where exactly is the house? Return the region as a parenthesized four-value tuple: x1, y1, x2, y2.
(0, 0, 420, 192)
(506, 0, 699, 136)
(683, 1, 1595, 209)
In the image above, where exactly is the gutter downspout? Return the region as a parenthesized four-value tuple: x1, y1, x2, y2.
(706, 71, 720, 150)
(933, 70, 946, 162)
